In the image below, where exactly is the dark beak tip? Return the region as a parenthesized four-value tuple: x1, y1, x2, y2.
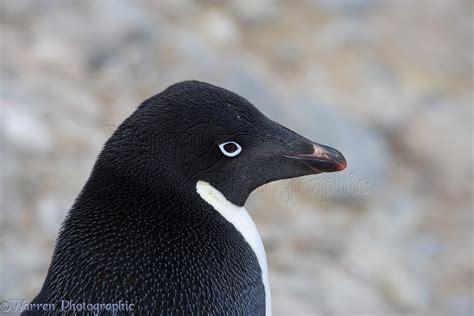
(330, 147, 347, 171)
(294, 143, 348, 173)
(284, 143, 347, 173)
(335, 158, 348, 171)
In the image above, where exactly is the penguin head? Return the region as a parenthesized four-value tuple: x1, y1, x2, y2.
(99, 81, 346, 206)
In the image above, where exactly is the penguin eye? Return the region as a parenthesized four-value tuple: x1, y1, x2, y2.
(218, 141, 242, 157)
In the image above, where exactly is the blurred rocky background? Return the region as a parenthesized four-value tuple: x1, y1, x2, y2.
(1, 0, 473, 315)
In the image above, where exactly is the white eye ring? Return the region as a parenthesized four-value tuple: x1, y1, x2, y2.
(219, 141, 242, 157)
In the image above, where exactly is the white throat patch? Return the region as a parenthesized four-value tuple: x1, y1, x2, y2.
(196, 180, 271, 316)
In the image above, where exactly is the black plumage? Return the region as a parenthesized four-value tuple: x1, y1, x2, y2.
(25, 81, 346, 315)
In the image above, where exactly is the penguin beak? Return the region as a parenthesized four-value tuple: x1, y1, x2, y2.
(284, 143, 347, 173)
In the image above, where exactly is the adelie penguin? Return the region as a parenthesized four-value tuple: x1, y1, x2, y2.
(25, 81, 347, 315)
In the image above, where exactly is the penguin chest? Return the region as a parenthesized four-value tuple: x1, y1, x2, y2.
(196, 180, 271, 316)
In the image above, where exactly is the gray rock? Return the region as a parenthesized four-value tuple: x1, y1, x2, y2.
(3, 101, 54, 154)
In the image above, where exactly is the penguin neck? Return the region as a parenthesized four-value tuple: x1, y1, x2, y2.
(196, 180, 242, 214)
(196, 180, 272, 316)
